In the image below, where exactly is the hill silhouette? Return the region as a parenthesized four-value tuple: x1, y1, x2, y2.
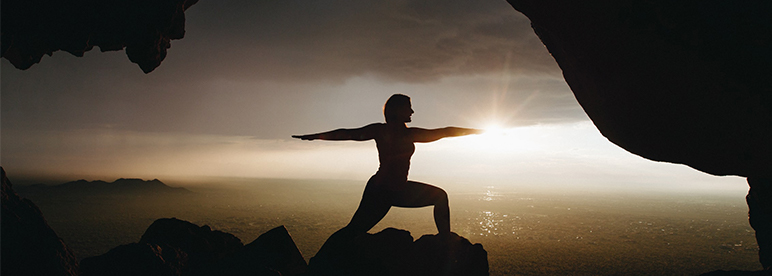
(19, 178, 191, 195)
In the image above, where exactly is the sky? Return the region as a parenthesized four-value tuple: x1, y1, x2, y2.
(0, 0, 747, 193)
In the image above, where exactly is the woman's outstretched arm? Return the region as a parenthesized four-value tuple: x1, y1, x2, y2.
(411, 127, 483, 143)
(292, 123, 381, 141)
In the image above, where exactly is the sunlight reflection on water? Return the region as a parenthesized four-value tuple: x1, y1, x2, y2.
(464, 186, 526, 237)
(467, 209, 526, 237)
(481, 186, 500, 202)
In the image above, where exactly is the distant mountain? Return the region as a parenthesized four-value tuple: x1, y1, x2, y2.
(20, 178, 191, 195)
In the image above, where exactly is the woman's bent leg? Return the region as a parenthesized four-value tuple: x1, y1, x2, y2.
(391, 181, 450, 234)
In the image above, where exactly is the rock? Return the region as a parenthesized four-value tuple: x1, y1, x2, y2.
(507, 1, 772, 272)
(507, 1, 772, 178)
(308, 228, 488, 276)
(308, 228, 414, 276)
(241, 225, 308, 276)
(80, 242, 187, 276)
(139, 218, 244, 271)
(194, 225, 308, 276)
(82, 219, 309, 276)
(746, 177, 772, 269)
(81, 218, 243, 276)
(0, 167, 79, 276)
(410, 233, 489, 276)
(1, 0, 199, 73)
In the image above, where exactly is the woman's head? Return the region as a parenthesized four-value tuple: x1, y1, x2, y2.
(384, 94, 413, 123)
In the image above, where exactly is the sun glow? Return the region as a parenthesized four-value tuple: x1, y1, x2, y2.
(482, 123, 507, 135)
(428, 123, 542, 159)
(478, 124, 540, 152)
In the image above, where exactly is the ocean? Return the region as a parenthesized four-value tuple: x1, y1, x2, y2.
(18, 177, 761, 275)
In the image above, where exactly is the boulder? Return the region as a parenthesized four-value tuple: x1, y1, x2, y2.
(410, 233, 489, 276)
(0, 167, 79, 276)
(240, 225, 308, 276)
(139, 217, 244, 268)
(194, 225, 308, 276)
(80, 242, 187, 276)
(308, 228, 488, 276)
(81, 218, 243, 276)
(82, 219, 308, 276)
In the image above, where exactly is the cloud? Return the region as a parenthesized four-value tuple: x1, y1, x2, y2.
(174, 0, 558, 82)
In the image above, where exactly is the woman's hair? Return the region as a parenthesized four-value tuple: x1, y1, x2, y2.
(383, 94, 411, 123)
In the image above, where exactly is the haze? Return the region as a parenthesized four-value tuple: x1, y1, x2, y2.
(0, 0, 746, 193)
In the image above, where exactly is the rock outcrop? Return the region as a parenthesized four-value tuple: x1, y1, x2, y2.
(81, 218, 487, 276)
(1, 0, 198, 73)
(194, 225, 308, 276)
(0, 167, 80, 276)
(308, 228, 488, 276)
(79, 242, 187, 276)
(411, 233, 489, 276)
(81, 218, 308, 276)
(507, 1, 772, 178)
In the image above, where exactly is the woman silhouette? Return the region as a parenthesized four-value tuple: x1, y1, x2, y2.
(293, 94, 481, 240)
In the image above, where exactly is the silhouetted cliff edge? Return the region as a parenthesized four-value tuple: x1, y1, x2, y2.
(80, 218, 488, 276)
(506, 0, 771, 178)
(1, 167, 80, 276)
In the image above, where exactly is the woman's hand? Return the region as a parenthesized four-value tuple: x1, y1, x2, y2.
(464, 128, 485, 135)
(292, 134, 318, 141)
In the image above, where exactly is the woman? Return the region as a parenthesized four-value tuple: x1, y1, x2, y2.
(293, 94, 481, 239)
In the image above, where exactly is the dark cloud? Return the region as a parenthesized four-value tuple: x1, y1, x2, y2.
(174, 0, 558, 82)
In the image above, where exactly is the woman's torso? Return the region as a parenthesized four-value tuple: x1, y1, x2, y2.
(373, 123, 415, 187)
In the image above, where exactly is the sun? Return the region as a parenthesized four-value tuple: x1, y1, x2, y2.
(438, 123, 520, 156)
(435, 121, 536, 155)
(482, 123, 507, 135)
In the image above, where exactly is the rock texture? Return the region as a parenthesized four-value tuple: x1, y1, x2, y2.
(411, 234, 489, 276)
(79, 242, 187, 276)
(308, 228, 489, 276)
(194, 225, 308, 276)
(139, 218, 245, 272)
(507, 1, 772, 178)
(0, 167, 80, 276)
(1, 0, 198, 73)
(81, 218, 243, 276)
(81, 218, 308, 276)
(82, 220, 487, 276)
